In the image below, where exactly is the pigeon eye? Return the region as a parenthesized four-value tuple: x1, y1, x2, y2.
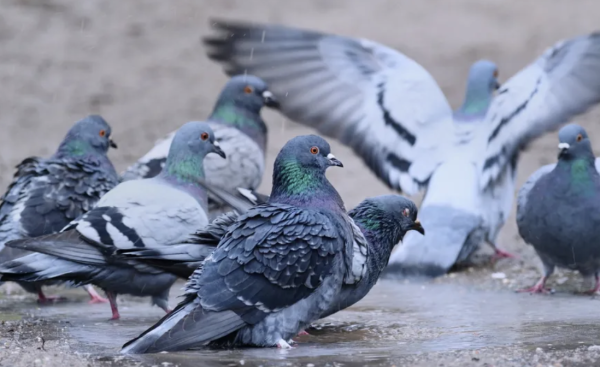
(403, 208, 410, 217)
(99, 130, 106, 137)
(493, 70, 499, 78)
(200, 132, 209, 141)
(244, 86, 254, 94)
(577, 134, 583, 142)
(310, 146, 319, 155)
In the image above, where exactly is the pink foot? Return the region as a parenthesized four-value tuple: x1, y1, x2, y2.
(106, 291, 120, 320)
(516, 277, 552, 294)
(297, 330, 310, 336)
(85, 285, 109, 304)
(579, 275, 600, 295)
(89, 296, 109, 304)
(37, 290, 66, 305)
(492, 248, 517, 261)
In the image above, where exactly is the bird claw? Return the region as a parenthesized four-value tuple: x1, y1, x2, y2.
(492, 248, 516, 261)
(276, 339, 292, 349)
(88, 295, 109, 304)
(37, 295, 67, 305)
(516, 285, 553, 294)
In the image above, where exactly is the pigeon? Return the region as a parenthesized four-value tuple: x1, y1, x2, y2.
(517, 124, 600, 294)
(0, 115, 119, 304)
(0, 121, 226, 320)
(120, 134, 362, 353)
(121, 191, 424, 320)
(121, 75, 279, 218)
(203, 20, 600, 277)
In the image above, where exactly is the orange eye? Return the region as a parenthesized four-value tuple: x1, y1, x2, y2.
(244, 86, 254, 94)
(577, 134, 583, 142)
(99, 130, 106, 137)
(493, 70, 499, 78)
(403, 208, 410, 217)
(310, 146, 319, 155)
(200, 132, 209, 141)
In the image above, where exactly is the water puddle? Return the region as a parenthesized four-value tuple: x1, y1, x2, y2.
(3, 279, 600, 366)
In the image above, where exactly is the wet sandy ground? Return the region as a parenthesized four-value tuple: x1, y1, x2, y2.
(2, 0, 600, 366)
(4, 276, 600, 367)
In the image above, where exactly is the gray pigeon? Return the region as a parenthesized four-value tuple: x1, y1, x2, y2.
(0, 121, 225, 319)
(0, 115, 119, 303)
(120, 134, 361, 353)
(121, 192, 424, 321)
(121, 75, 279, 218)
(204, 20, 600, 276)
(517, 124, 600, 294)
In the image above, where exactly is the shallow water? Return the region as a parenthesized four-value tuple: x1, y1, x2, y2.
(4, 279, 600, 366)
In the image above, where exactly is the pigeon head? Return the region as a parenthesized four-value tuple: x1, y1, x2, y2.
(457, 60, 499, 117)
(209, 75, 276, 149)
(558, 123, 594, 160)
(212, 75, 279, 114)
(162, 121, 226, 183)
(350, 195, 424, 250)
(270, 135, 344, 208)
(55, 115, 117, 158)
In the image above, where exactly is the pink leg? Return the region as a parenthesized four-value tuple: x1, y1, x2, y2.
(492, 248, 517, 260)
(580, 274, 600, 295)
(516, 276, 552, 294)
(106, 291, 120, 320)
(36, 289, 66, 304)
(297, 330, 310, 336)
(85, 285, 108, 304)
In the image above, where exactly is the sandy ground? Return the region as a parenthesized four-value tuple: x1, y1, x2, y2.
(1, 0, 600, 366)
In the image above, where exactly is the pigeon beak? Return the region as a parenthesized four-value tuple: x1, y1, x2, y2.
(262, 90, 280, 109)
(494, 81, 501, 91)
(109, 138, 118, 149)
(212, 140, 227, 159)
(327, 153, 343, 168)
(410, 219, 425, 235)
(558, 142, 570, 157)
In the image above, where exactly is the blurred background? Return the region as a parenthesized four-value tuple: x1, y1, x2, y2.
(1, 0, 599, 263)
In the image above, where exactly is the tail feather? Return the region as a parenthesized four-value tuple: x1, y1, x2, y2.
(121, 297, 245, 354)
(6, 230, 109, 266)
(118, 244, 213, 279)
(0, 252, 97, 283)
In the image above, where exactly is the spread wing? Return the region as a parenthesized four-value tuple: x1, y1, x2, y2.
(480, 32, 600, 188)
(204, 19, 454, 194)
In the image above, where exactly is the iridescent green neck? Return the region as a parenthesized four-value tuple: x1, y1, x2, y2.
(457, 86, 492, 116)
(162, 154, 205, 184)
(210, 103, 264, 131)
(556, 157, 597, 197)
(270, 159, 343, 209)
(55, 139, 96, 158)
(567, 158, 596, 196)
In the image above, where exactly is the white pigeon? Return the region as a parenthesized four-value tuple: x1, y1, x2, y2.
(203, 20, 600, 276)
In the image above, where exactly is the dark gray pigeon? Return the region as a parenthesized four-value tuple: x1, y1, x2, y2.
(0, 121, 226, 319)
(121, 75, 279, 218)
(0, 115, 119, 304)
(121, 193, 424, 321)
(120, 134, 361, 353)
(517, 124, 600, 294)
(204, 20, 600, 277)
